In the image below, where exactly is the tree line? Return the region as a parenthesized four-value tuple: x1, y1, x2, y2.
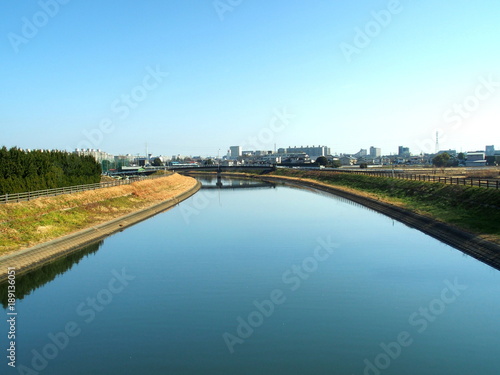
(0, 147, 102, 195)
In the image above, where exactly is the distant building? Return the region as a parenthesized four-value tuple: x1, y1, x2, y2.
(258, 154, 281, 164)
(369, 147, 381, 158)
(114, 154, 134, 168)
(354, 149, 367, 158)
(284, 145, 330, 160)
(280, 152, 311, 164)
(229, 146, 242, 158)
(135, 157, 150, 166)
(398, 146, 410, 158)
(220, 160, 236, 166)
(466, 152, 486, 167)
(485, 145, 495, 156)
(255, 150, 272, 156)
(409, 155, 425, 165)
(74, 148, 113, 162)
(340, 155, 357, 166)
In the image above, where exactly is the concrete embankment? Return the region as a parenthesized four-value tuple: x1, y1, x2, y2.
(0, 180, 200, 282)
(255, 174, 500, 271)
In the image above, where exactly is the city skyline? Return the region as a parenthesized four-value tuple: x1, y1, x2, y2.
(5, 139, 495, 160)
(69, 140, 495, 160)
(1, 1, 499, 158)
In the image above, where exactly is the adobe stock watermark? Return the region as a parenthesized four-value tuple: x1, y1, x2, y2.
(415, 74, 500, 154)
(354, 278, 467, 375)
(179, 189, 220, 225)
(240, 107, 295, 152)
(16, 268, 135, 375)
(75, 65, 168, 151)
(213, 0, 243, 21)
(8, 0, 71, 54)
(222, 236, 339, 354)
(340, 0, 403, 63)
(178, 107, 293, 224)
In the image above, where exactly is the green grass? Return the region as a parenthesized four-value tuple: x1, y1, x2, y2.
(0, 174, 196, 255)
(0, 195, 148, 254)
(267, 169, 500, 240)
(0, 196, 138, 249)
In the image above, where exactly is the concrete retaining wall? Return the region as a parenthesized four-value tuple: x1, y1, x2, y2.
(258, 175, 500, 271)
(0, 181, 201, 283)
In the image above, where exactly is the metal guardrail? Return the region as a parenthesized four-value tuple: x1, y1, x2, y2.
(0, 175, 167, 204)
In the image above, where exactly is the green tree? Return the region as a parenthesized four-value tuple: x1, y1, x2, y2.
(331, 160, 341, 168)
(432, 152, 451, 167)
(315, 156, 328, 166)
(0, 147, 101, 195)
(152, 157, 163, 166)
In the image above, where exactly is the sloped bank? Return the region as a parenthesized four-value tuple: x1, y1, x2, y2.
(253, 173, 500, 271)
(1, 174, 196, 253)
(0, 178, 201, 282)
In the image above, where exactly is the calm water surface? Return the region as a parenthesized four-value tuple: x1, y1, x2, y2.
(2, 177, 500, 375)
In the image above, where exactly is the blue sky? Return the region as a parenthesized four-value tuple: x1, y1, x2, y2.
(1, 0, 499, 157)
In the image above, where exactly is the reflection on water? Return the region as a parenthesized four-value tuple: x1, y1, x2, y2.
(0, 176, 271, 308)
(2, 178, 500, 375)
(194, 175, 276, 189)
(0, 240, 103, 308)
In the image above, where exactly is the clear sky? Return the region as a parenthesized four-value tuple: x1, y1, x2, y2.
(1, 0, 499, 157)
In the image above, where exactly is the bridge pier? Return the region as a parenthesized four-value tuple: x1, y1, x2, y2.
(216, 166, 222, 187)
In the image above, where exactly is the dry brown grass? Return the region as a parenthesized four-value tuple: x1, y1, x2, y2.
(0, 174, 197, 255)
(100, 175, 116, 183)
(464, 169, 500, 179)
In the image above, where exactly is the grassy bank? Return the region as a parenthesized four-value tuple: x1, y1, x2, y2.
(263, 169, 500, 243)
(0, 174, 196, 255)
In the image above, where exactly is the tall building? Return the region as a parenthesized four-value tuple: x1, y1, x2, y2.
(398, 146, 410, 157)
(354, 149, 367, 158)
(229, 146, 242, 158)
(369, 147, 381, 158)
(485, 145, 495, 156)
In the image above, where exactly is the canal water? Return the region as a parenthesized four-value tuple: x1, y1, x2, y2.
(2, 177, 500, 375)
